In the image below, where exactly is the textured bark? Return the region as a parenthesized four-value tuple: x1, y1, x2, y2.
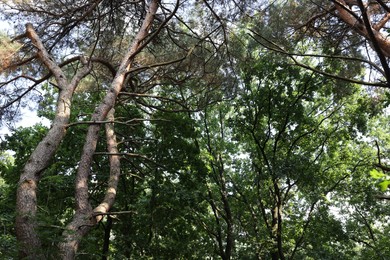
(94, 109, 121, 222)
(58, 1, 159, 258)
(334, 0, 390, 57)
(333, 0, 390, 85)
(15, 24, 91, 259)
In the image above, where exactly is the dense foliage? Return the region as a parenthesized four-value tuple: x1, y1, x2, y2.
(1, 0, 390, 259)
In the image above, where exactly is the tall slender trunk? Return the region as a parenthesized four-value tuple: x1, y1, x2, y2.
(58, 1, 160, 258)
(219, 158, 234, 260)
(15, 24, 91, 259)
(270, 179, 285, 260)
(101, 216, 113, 260)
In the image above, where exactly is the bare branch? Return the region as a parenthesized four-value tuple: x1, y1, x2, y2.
(92, 210, 136, 216)
(248, 29, 388, 87)
(376, 194, 390, 200)
(373, 12, 390, 30)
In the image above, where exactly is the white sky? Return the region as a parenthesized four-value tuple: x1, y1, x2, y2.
(0, 108, 50, 140)
(0, 19, 50, 140)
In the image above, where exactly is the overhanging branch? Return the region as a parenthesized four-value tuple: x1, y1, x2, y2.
(248, 29, 388, 87)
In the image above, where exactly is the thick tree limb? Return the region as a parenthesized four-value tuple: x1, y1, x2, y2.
(333, 0, 390, 58)
(356, 0, 390, 86)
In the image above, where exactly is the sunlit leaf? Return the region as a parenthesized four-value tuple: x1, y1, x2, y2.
(379, 180, 390, 191)
(369, 169, 387, 179)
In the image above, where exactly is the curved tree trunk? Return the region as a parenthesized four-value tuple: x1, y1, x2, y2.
(15, 24, 91, 259)
(58, 1, 160, 258)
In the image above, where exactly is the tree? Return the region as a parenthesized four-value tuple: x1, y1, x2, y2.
(243, 0, 390, 198)
(2, 0, 390, 259)
(2, 0, 170, 258)
(0, 0, 245, 257)
(198, 52, 382, 259)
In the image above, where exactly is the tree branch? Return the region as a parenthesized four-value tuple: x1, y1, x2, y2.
(357, 0, 390, 86)
(93, 109, 121, 223)
(248, 29, 388, 87)
(25, 23, 68, 89)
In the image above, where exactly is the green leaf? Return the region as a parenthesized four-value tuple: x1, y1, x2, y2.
(369, 169, 387, 179)
(379, 180, 390, 191)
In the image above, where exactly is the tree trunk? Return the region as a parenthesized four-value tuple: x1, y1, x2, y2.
(102, 216, 113, 260)
(58, 1, 160, 258)
(15, 24, 91, 259)
(270, 179, 284, 260)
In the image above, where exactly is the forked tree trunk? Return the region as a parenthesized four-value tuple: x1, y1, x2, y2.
(15, 24, 91, 259)
(15, 1, 160, 258)
(58, 1, 159, 258)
